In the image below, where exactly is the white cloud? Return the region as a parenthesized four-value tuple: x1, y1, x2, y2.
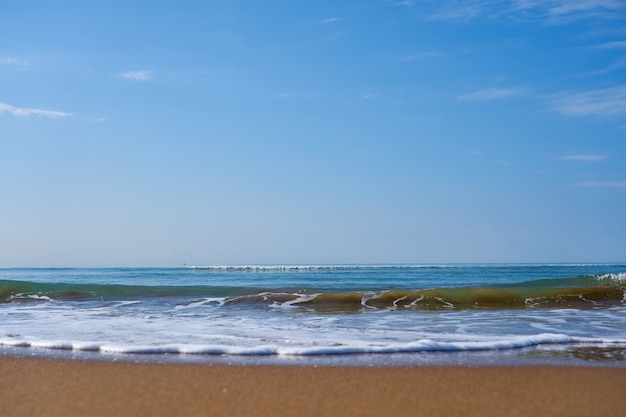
(591, 41, 626, 49)
(346, 93, 379, 104)
(427, 0, 625, 24)
(587, 57, 626, 75)
(574, 181, 626, 187)
(400, 51, 444, 62)
(275, 91, 320, 102)
(550, 86, 626, 117)
(457, 87, 523, 101)
(557, 154, 606, 162)
(427, 2, 487, 22)
(545, 0, 622, 16)
(116, 70, 153, 81)
(318, 17, 339, 25)
(0, 102, 73, 118)
(0, 57, 28, 69)
(1, 57, 24, 65)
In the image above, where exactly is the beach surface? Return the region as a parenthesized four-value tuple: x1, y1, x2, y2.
(1, 356, 625, 417)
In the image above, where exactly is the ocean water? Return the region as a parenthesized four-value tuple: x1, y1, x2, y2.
(1, 264, 625, 366)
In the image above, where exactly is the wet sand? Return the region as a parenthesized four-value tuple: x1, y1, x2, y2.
(1, 356, 625, 417)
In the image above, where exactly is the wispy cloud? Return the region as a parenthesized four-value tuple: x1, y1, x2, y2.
(427, 2, 488, 22)
(0, 102, 73, 118)
(590, 41, 626, 49)
(550, 86, 626, 117)
(587, 57, 626, 76)
(345, 93, 381, 104)
(585, 41, 626, 75)
(275, 91, 320, 102)
(400, 51, 444, 62)
(318, 17, 339, 25)
(457, 87, 524, 101)
(0, 57, 28, 69)
(460, 150, 484, 156)
(542, 0, 624, 18)
(427, 1, 626, 24)
(1, 57, 25, 65)
(557, 154, 606, 162)
(116, 70, 153, 81)
(574, 181, 626, 187)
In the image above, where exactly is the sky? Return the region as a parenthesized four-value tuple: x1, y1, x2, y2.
(1, 0, 625, 266)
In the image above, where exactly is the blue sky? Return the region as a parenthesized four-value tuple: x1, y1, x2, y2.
(1, 1, 625, 266)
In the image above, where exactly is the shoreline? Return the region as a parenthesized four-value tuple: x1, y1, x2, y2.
(2, 356, 625, 417)
(2, 343, 626, 367)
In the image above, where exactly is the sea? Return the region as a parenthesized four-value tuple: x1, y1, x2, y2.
(1, 264, 625, 366)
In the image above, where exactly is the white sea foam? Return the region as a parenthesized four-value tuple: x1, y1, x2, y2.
(4, 334, 626, 356)
(186, 263, 626, 271)
(186, 264, 461, 271)
(10, 293, 52, 301)
(596, 273, 626, 284)
(174, 298, 227, 309)
(2, 300, 626, 357)
(360, 292, 378, 309)
(273, 294, 319, 308)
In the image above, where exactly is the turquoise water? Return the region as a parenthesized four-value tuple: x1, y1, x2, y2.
(1, 264, 625, 365)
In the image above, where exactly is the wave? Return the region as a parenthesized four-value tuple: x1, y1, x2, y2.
(219, 286, 625, 311)
(2, 274, 624, 310)
(187, 265, 456, 271)
(186, 264, 626, 271)
(2, 333, 626, 356)
(0, 280, 244, 302)
(500, 273, 626, 288)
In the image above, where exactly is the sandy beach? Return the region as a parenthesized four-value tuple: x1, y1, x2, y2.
(1, 356, 625, 417)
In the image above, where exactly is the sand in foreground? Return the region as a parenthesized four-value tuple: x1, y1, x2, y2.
(1, 356, 625, 417)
